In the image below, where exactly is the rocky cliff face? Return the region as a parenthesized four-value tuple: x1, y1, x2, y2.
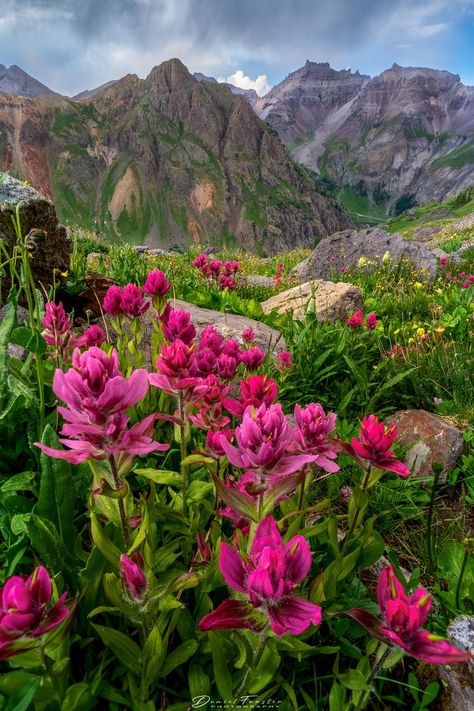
(256, 62, 474, 207)
(0, 65, 55, 98)
(0, 59, 352, 253)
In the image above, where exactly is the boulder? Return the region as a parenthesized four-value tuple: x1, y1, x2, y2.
(244, 274, 276, 288)
(261, 280, 364, 323)
(0, 174, 71, 296)
(438, 616, 474, 711)
(291, 227, 437, 282)
(388, 409, 464, 482)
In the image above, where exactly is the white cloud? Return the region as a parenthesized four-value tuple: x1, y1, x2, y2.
(218, 70, 271, 96)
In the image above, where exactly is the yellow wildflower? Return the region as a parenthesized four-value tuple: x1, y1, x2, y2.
(416, 327, 425, 337)
(414, 282, 423, 289)
(408, 337, 415, 344)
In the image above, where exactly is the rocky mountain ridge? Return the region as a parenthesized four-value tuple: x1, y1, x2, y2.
(0, 64, 56, 98)
(0, 59, 352, 253)
(255, 61, 474, 210)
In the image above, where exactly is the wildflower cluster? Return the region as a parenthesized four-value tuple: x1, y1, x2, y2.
(193, 253, 240, 290)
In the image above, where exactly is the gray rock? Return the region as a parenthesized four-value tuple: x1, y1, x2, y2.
(244, 274, 275, 288)
(147, 248, 169, 257)
(261, 279, 364, 323)
(0, 174, 71, 296)
(387, 409, 465, 482)
(438, 616, 474, 711)
(133, 245, 149, 253)
(291, 227, 438, 281)
(413, 226, 442, 242)
(431, 247, 448, 260)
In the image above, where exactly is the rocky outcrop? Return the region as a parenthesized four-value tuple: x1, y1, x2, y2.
(439, 616, 474, 711)
(387, 409, 465, 482)
(256, 61, 474, 206)
(260, 280, 363, 322)
(290, 227, 438, 281)
(0, 174, 71, 296)
(0, 59, 353, 254)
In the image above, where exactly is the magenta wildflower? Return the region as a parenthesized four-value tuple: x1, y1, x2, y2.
(102, 285, 124, 316)
(42, 301, 74, 352)
(198, 516, 322, 636)
(240, 346, 266, 372)
(220, 403, 316, 479)
(193, 253, 207, 270)
(292, 403, 339, 473)
(276, 351, 293, 370)
(0, 567, 70, 660)
(241, 327, 257, 344)
(221, 338, 241, 360)
(217, 354, 238, 380)
(195, 346, 218, 376)
(120, 554, 147, 603)
(348, 565, 472, 664)
(76, 325, 105, 349)
(223, 374, 278, 418)
(219, 275, 236, 290)
(35, 347, 168, 465)
(199, 325, 224, 356)
(350, 415, 410, 478)
(347, 310, 364, 328)
(161, 307, 196, 345)
(149, 339, 202, 397)
(205, 428, 234, 458)
(142, 269, 171, 298)
(366, 313, 378, 330)
(121, 284, 149, 318)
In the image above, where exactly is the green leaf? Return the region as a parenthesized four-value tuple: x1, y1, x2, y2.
(209, 632, 233, 699)
(61, 683, 95, 711)
(1, 471, 36, 492)
(160, 639, 198, 677)
(90, 513, 122, 566)
(143, 624, 164, 681)
(135, 468, 182, 487)
(188, 663, 211, 699)
(4, 679, 38, 711)
(91, 623, 142, 675)
(338, 669, 368, 691)
(37, 425, 76, 552)
(25, 514, 77, 588)
(329, 680, 346, 711)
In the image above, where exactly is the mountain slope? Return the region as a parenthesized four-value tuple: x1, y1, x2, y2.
(256, 62, 474, 212)
(0, 64, 55, 97)
(0, 59, 352, 252)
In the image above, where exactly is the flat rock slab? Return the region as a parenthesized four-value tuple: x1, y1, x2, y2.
(438, 616, 474, 711)
(244, 274, 276, 288)
(291, 227, 437, 282)
(0, 174, 71, 295)
(260, 280, 364, 323)
(388, 409, 464, 481)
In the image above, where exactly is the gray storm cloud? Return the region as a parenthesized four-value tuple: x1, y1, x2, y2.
(0, 0, 471, 94)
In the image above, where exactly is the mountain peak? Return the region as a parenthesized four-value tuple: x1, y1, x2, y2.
(0, 64, 55, 97)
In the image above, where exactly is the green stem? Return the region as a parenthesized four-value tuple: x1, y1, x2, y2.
(455, 545, 470, 611)
(355, 644, 391, 711)
(108, 454, 131, 550)
(344, 466, 371, 546)
(178, 392, 188, 518)
(233, 626, 269, 701)
(426, 468, 442, 574)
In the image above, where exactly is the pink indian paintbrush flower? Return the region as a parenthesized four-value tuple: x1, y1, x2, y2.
(239, 346, 266, 372)
(348, 565, 472, 664)
(241, 327, 257, 344)
(120, 554, 147, 603)
(76, 324, 105, 349)
(216, 353, 238, 380)
(35, 347, 168, 464)
(0, 566, 70, 661)
(121, 284, 149, 318)
(149, 339, 202, 397)
(276, 351, 293, 370)
(205, 428, 235, 458)
(221, 338, 241, 360)
(198, 516, 322, 636)
(102, 285, 124, 316)
(350, 414, 410, 478)
(142, 269, 171, 298)
(195, 346, 218, 376)
(188, 375, 231, 429)
(223, 374, 278, 418)
(221, 471, 265, 534)
(220, 402, 317, 479)
(347, 310, 364, 328)
(161, 307, 196, 345)
(292, 403, 339, 473)
(366, 313, 378, 331)
(199, 325, 224, 356)
(42, 301, 75, 352)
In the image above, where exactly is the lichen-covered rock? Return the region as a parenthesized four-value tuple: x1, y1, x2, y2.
(261, 279, 364, 322)
(438, 616, 474, 711)
(0, 174, 70, 295)
(388, 409, 465, 482)
(291, 227, 438, 282)
(245, 274, 276, 288)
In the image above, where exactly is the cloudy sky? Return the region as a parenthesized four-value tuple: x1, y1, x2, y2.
(1, 0, 473, 96)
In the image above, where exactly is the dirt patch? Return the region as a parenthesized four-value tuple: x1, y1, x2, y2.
(108, 166, 140, 222)
(191, 180, 215, 212)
